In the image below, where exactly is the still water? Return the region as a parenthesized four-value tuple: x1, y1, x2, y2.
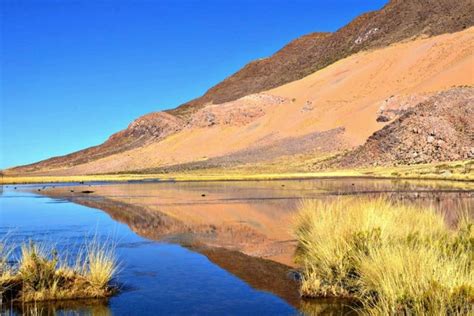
(0, 179, 472, 315)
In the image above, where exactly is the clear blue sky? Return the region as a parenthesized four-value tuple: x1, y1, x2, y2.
(0, 0, 387, 169)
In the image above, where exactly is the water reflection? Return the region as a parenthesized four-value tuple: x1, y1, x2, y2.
(6, 299, 111, 316)
(2, 179, 471, 315)
(34, 179, 473, 266)
(0, 190, 299, 315)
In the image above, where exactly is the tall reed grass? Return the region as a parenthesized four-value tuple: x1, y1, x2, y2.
(0, 238, 13, 283)
(0, 239, 117, 303)
(294, 198, 473, 315)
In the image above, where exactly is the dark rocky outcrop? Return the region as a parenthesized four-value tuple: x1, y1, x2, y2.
(336, 87, 474, 167)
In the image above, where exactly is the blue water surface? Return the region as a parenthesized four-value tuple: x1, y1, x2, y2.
(0, 187, 297, 315)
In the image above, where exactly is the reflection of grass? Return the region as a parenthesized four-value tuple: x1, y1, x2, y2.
(1, 160, 473, 184)
(298, 298, 356, 315)
(0, 240, 117, 303)
(294, 198, 473, 315)
(17, 301, 111, 316)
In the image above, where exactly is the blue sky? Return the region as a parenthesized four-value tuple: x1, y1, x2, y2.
(0, 0, 387, 169)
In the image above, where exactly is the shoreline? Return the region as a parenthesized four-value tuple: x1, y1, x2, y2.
(2, 166, 474, 185)
(2, 160, 473, 185)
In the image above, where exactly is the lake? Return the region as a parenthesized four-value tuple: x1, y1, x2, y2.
(1, 179, 472, 315)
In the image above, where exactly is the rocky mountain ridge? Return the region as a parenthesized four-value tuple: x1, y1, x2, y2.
(170, 0, 474, 117)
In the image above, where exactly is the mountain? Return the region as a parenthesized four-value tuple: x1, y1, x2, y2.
(169, 0, 474, 117)
(5, 0, 474, 176)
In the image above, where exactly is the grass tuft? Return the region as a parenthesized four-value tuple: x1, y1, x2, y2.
(0, 238, 13, 283)
(294, 198, 473, 315)
(85, 241, 118, 290)
(0, 239, 118, 303)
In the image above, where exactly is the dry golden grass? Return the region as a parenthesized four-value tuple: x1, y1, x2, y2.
(294, 198, 473, 315)
(0, 237, 14, 290)
(0, 239, 117, 303)
(85, 241, 118, 290)
(2, 160, 472, 184)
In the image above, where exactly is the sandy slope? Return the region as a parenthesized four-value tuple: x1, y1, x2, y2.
(170, 0, 474, 114)
(12, 27, 474, 175)
(266, 28, 474, 145)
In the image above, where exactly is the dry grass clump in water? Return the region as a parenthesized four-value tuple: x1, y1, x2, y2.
(85, 241, 117, 290)
(294, 198, 473, 315)
(0, 238, 15, 299)
(0, 239, 117, 303)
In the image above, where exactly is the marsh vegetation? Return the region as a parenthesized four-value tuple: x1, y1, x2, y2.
(0, 239, 117, 303)
(295, 198, 473, 315)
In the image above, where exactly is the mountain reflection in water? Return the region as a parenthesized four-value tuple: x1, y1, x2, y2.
(36, 179, 473, 266)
